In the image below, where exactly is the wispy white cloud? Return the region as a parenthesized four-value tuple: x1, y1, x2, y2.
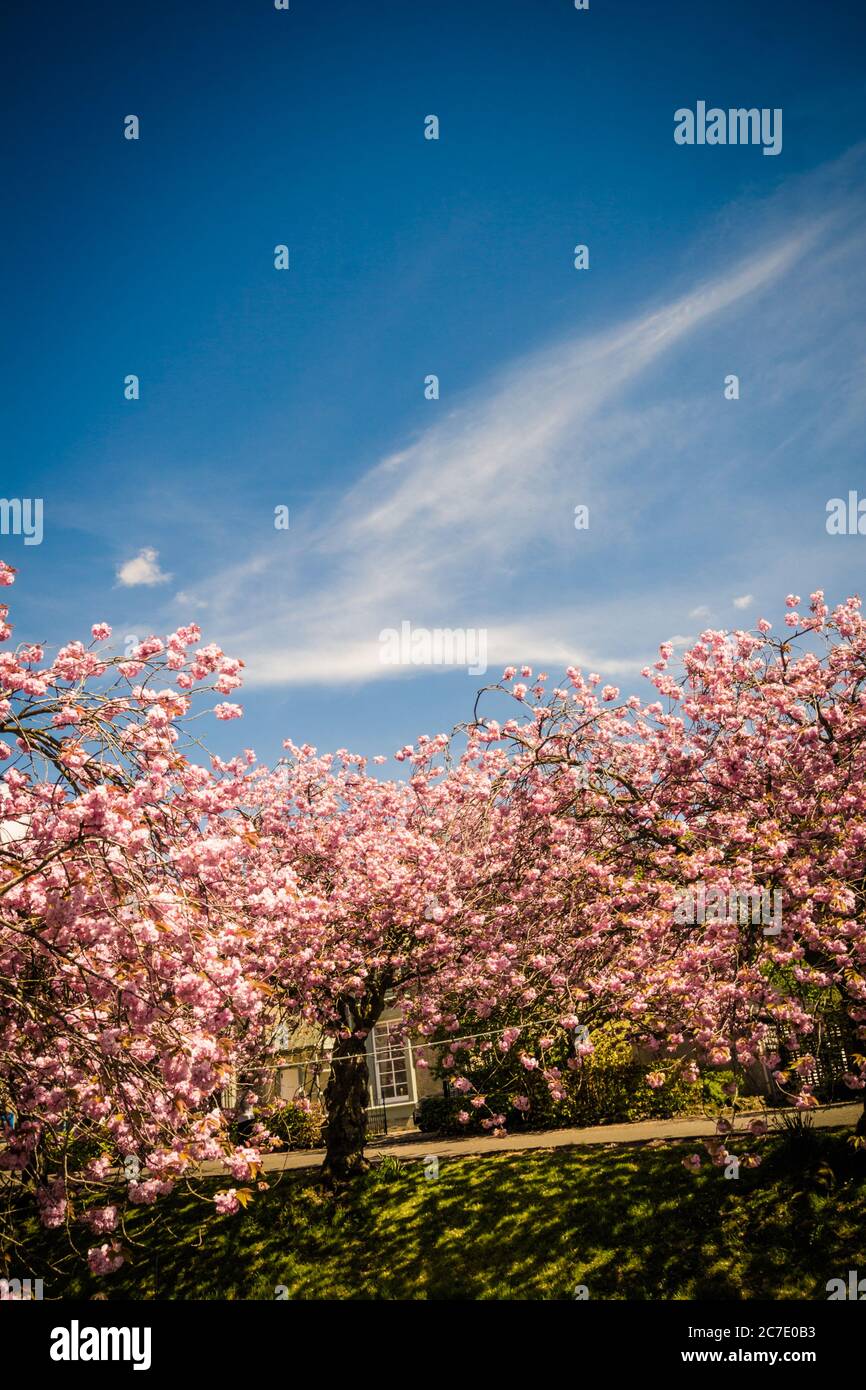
(174, 590, 208, 610)
(165, 152, 866, 688)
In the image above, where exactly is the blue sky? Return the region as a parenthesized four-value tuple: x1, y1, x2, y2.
(3, 0, 866, 765)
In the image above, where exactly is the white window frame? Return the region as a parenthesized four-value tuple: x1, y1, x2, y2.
(368, 1020, 416, 1107)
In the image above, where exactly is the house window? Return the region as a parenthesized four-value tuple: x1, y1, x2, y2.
(371, 1021, 412, 1105)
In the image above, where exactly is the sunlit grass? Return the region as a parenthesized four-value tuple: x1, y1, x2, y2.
(15, 1128, 866, 1300)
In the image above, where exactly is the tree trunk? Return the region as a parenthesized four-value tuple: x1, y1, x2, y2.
(321, 1031, 372, 1184)
(857, 1098, 866, 1140)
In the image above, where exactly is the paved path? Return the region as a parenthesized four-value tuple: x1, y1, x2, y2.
(201, 1100, 862, 1176)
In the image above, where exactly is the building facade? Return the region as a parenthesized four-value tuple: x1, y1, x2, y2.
(272, 1001, 441, 1134)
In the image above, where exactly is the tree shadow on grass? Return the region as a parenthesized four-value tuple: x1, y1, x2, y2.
(19, 1133, 866, 1300)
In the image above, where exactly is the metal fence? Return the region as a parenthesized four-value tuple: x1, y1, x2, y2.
(766, 1015, 852, 1102)
(366, 1104, 389, 1138)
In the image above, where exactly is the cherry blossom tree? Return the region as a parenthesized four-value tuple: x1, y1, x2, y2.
(469, 593, 866, 1140)
(0, 562, 272, 1273)
(239, 739, 589, 1181)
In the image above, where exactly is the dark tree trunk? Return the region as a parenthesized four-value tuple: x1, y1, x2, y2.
(321, 1030, 373, 1184)
(857, 1098, 866, 1140)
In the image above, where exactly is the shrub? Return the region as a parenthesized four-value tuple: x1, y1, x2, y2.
(415, 1096, 466, 1135)
(261, 1101, 325, 1150)
(419, 1021, 713, 1135)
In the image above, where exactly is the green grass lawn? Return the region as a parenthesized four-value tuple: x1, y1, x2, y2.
(16, 1127, 866, 1300)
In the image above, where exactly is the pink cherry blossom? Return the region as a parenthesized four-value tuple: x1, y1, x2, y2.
(87, 1242, 125, 1274)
